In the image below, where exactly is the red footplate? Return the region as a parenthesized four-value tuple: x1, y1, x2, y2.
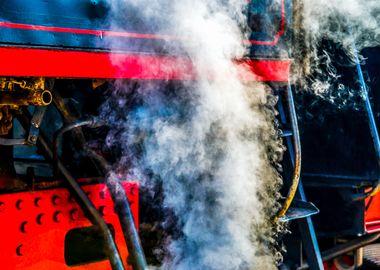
(0, 181, 138, 270)
(365, 191, 380, 233)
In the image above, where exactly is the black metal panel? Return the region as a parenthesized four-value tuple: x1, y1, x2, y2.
(0, 1, 108, 30)
(304, 186, 366, 237)
(0, 0, 290, 57)
(299, 99, 379, 181)
(248, 0, 292, 59)
(0, 0, 181, 53)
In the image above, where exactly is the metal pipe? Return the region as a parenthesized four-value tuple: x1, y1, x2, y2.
(16, 112, 125, 270)
(354, 247, 364, 269)
(275, 83, 302, 222)
(298, 233, 380, 269)
(106, 174, 148, 270)
(52, 90, 104, 178)
(53, 117, 148, 270)
(53, 117, 100, 177)
(0, 90, 52, 106)
(0, 138, 26, 146)
(84, 147, 148, 270)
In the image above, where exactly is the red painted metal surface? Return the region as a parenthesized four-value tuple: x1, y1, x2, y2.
(0, 47, 290, 82)
(323, 256, 354, 270)
(0, 181, 138, 270)
(0, 47, 195, 80)
(240, 59, 291, 82)
(365, 192, 380, 233)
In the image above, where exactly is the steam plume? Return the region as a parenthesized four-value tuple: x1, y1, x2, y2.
(103, 0, 284, 269)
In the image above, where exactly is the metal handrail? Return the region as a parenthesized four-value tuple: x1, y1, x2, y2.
(353, 49, 380, 199)
(274, 83, 301, 222)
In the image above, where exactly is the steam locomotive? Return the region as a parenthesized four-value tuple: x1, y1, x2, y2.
(0, 0, 379, 269)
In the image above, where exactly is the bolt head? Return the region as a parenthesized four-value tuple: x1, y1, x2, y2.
(0, 202, 4, 212)
(53, 211, 63, 223)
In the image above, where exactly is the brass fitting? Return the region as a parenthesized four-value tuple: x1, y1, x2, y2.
(0, 77, 52, 106)
(28, 89, 53, 106)
(0, 89, 52, 106)
(0, 77, 51, 135)
(0, 106, 16, 135)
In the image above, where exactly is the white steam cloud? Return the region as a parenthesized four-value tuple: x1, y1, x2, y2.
(101, 0, 380, 268)
(103, 0, 283, 269)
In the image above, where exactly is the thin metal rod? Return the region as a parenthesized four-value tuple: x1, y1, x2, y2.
(298, 233, 380, 269)
(275, 83, 301, 221)
(353, 51, 380, 198)
(277, 89, 324, 270)
(0, 138, 26, 146)
(16, 112, 125, 270)
(53, 117, 148, 270)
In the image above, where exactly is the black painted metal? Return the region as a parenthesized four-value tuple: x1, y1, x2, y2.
(0, 0, 290, 58)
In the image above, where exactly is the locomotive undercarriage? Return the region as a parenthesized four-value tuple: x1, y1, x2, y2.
(2, 75, 380, 270)
(0, 78, 149, 269)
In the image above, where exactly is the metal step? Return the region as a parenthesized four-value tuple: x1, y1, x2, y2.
(280, 130, 293, 137)
(279, 198, 319, 222)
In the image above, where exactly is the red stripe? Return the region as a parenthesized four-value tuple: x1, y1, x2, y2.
(0, 21, 177, 40)
(0, 47, 290, 82)
(0, 0, 286, 46)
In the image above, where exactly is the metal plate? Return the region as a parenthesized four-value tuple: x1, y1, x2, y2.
(0, 181, 138, 270)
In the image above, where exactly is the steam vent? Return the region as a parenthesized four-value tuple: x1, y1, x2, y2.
(0, 0, 379, 269)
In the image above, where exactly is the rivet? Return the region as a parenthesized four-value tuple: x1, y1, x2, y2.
(52, 195, 61, 205)
(68, 194, 75, 203)
(70, 209, 79, 221)
(98, 206, 106, 216)
(16, 200, 23, 210)
(36, 213, 44, 225)
(53, 211, 62, 223)
(99, 191, 105, 199)
(34, 198, 41, 207)
(20, 221, 28, 233)
(0, 202, 5, 212)
(16, 244, 23, 256)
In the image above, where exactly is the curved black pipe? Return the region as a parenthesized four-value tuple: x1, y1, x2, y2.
(17, 112, 125, 270)
(53, 117, 148, 270)
(52, 117, 101, 177)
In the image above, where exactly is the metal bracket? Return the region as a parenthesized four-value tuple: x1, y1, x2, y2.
(27, 106, 47, 145)
(0, 106, 48, 146)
